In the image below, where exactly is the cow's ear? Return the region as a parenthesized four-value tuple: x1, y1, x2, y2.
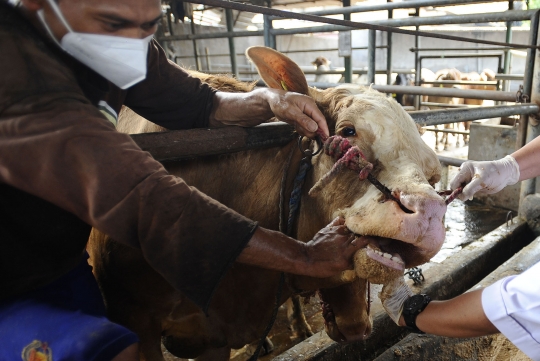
(246, 46, 309, 96)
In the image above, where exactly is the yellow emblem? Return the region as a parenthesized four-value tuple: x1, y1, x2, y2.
(21, 340, 52, 361)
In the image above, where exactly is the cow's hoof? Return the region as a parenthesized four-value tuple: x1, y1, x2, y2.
(291, 325, 315, 340)
(261, 337, 275, 355)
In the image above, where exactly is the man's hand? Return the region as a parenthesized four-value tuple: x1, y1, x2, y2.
(302, 217, 365, 278)
(209, 88, 329, 139)
(237, 217, 361, 279)
(264, 88, 329, 139)
(450, 155, 520, 201)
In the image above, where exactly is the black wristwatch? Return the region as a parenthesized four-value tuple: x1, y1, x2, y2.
(402, 294, 432, 334)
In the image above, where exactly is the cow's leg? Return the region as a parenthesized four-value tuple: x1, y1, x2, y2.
(462, 121, 471, 145)
(286, 296, 314, 339)
(194, 346, 231, 361)
(443, 123, 452, 150)
(456, 122, 463, 147)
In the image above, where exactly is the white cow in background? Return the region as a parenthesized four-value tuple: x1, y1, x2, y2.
(312, 56, 341, 83)
(311, 57, 397, 85)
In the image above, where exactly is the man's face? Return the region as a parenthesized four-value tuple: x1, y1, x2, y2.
(25, 0, 162, 40)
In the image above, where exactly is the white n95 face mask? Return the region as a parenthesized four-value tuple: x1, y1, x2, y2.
(37, 0, 153, 89)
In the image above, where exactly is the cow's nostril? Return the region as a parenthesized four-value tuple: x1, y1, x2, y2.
(393, 198, 414, 214)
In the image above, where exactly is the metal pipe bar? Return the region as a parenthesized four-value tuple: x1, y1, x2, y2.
(159, 30, 263, 41)
(372, 84, 517, 101)
(424, 128, 470, 135)
(504, 0, 514, 92)
(409, 104, 539, 126)
(410, 46, 513, 52)
(414, 7, 420, 110)
(420, 102, 480, 108)
(368, 10, 537, 27)
(343, 0, 352, 84)
(263, 2, 276, 49)
(422, 80, 498, 86)
(496, 73, 524, 80)
(419, 52, 504, 59)
(225, 9, 238, 77)
(188, 14, 201, 72)
(172, 45, 390, 59)
(368, 29, 376, 84)
(281, 45, 388, 53)
(268, 0, 509, 19)
(269, 10, 538, 42)
(387, 2, 393, 85)
(180, 0, 539, 49)
(519, 11, 540, 205)
(437, 155, 466, 167)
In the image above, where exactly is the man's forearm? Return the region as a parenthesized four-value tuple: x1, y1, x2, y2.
(236, 219, 357, 279)
(209, 88, 275, 127)
(236, 227, 308, 275)
(399, 289, 499, 337)
(208, 87, 328, 139)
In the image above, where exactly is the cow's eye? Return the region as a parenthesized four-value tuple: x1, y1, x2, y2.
(342, 127, 356, 137)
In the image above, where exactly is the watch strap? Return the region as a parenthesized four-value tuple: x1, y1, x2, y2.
(402, 294, 431, 334)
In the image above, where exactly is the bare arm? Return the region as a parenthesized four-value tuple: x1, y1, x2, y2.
(512, 135, 540, 181)
(237, 217, 361, 278)
(398, 289, 499, 337)
(209, 88, 330, 139)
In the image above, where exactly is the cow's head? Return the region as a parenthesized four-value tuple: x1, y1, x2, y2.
(247, 47, 446, 342)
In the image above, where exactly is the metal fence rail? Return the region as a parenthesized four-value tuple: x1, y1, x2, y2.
(168, 0, 538, 49)
(131, 103, 538, 162)
(160, 8, 538, 49)
(268, 0, 511, 19)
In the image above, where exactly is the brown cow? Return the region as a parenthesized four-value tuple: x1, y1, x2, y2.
(393, 68, 436, 109)
(88, 47, 446, 361)
(460, 69, 498, 145)
(427, 68, 464, 150)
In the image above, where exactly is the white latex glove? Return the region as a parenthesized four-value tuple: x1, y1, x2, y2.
(450, 155, 520, 201)
(379, 276, 413, 325)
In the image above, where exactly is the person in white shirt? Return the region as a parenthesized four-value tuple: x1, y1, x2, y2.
(386, 135, 540, 361)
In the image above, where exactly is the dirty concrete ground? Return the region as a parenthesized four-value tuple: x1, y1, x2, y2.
(166, 125, 520, 361)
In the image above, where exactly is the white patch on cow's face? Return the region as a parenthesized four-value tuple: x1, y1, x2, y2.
(317, 88, 446, 269)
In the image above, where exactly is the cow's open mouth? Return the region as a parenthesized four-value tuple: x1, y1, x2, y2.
(350, 233, 423, 286)
(364, 239, 405, 271)
(352, 233, 420, 273)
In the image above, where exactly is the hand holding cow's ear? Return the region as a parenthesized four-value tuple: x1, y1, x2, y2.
(264, 88, 329, 139)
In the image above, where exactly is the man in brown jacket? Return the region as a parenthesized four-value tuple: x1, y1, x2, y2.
(0, 0, 360, 360)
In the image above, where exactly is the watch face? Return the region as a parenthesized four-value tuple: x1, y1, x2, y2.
(406, 295, 425, 311)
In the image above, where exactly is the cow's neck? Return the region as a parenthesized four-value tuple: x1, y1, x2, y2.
(166, 139, 304, 232)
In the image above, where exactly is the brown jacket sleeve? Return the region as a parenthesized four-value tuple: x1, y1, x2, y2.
(124, 40, 217, 130)
(0, 3, 257, 310)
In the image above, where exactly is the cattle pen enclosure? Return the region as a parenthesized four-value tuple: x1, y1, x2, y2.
(132, 0, 540, 360)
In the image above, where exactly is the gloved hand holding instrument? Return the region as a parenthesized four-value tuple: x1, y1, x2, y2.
(450, 155, 521, 201)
